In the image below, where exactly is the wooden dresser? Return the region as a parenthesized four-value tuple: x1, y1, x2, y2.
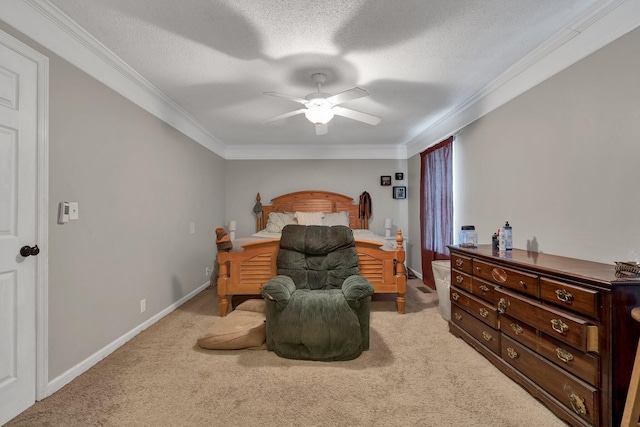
(448, 245, 640, 426)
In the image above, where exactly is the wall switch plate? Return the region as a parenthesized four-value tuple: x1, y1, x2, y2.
(140, 299, 146, 313)
(69, 202, 79, 220)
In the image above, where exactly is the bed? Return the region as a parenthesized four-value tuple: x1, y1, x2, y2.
(216, 190, 406, 316)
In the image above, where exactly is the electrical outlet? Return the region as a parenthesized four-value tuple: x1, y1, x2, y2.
(206, 267, 213, 277)
(140, 299, 146, 313)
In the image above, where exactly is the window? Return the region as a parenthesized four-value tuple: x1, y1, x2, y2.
(420, 136, 453, 288)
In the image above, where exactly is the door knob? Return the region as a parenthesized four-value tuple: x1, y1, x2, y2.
(20, 245, 40, 257)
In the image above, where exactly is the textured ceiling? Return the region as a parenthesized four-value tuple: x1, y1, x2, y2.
(48, 0, 601, 152)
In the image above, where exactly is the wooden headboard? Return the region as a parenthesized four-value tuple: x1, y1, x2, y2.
(255, 191, 368, 232)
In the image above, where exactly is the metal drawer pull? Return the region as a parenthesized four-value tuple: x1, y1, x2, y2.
(482, 331, 493, 342)
(456, 275, 464, 284)
(518, 280, 527, 288)
(556, 347, 574, 363)
(510, 323, 523, 335)
(506, 347, 519, 359)
(475, 266, 481, 272)
(451, 292, 460, 301)
(455, 259, 464, 267)
(551, 318, 569, 334)
(497, 298, 507, 314)
(479, 308, 489, 318)
(569, 393, 587, 415)
(555, 289, 574, 303)
(478, 284, 489, 293)
(454, 312, 462, 321)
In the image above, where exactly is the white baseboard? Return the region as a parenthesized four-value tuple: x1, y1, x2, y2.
(45, 281, 210, 398)
(406, 267, 423, 280)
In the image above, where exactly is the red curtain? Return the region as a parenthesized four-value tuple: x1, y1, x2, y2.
(420, 136, 453, 289)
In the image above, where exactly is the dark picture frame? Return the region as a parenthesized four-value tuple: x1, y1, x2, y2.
(393, 186, 406, 199)
(380, 175, 391, 186)
(395, 172, 404, 180)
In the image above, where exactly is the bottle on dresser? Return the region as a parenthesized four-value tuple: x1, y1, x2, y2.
(499, 221, 512, 251)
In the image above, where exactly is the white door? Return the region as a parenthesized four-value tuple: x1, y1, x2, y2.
(0, 40, 39, 425)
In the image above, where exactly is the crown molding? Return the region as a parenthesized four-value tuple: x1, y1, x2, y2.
(225, 143, 407, 160)
(405, 0, 640, 158)
(1, 0, 227, 157)
(3, 0, 637, 160)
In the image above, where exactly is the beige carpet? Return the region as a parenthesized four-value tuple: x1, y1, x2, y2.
(7, 280, 567, 427)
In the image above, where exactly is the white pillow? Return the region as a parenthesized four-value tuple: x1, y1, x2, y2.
(265, 212, 297, 232)
(294, 211, 325, 226)
(322, 211, 350, 227)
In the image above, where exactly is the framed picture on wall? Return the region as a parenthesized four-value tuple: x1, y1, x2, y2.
(393, 186, 406, 199)
(395, 172, 404, 180)
(380, 176, 392, 186)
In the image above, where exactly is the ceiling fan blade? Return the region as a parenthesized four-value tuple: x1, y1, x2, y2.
(315, 123, 328, 136)
(326, 87, 369, 105)
(332, 106, 381, 126)
(264, 109, 306, 123)
(263, 92, 309, 105)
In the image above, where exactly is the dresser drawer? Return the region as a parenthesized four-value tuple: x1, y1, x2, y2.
(472, 259, 539, 297)
(450, 287, 498, 329)
(502, 335, 599, 425)
(451, 254, 473, 274)
(496, 288, 599, 353)
(539, 332, 600, 387)
(540, 277, 601, 320)
(470, 277, 496, 304)
(500, 314, 537, 351)
(451, 304, 500, 354)
(451, 271, 472, 292)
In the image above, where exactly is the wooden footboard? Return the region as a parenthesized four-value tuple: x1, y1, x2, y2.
(356, 230, 407, 314)
(216, 230, 406, 316)
(216, 239, 279, 317)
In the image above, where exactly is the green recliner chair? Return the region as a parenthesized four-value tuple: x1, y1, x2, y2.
(261, 224, 375, 361)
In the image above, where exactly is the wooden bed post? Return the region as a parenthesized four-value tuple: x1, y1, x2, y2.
(395, 229, 407, 314)
(217, 251, 230, 316)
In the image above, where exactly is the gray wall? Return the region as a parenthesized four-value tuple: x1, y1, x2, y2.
(224, 159, 409, 238)
(407, 154, 422, 275)
(444, 27, 640, 265)
(0, 22, 226, 381)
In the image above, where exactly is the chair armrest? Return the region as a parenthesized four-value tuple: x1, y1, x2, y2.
(342, 275, 375, 302)
(261, 275, 296, 309)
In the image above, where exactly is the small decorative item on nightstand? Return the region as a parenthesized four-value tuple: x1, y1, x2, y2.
(228, 220, 237, 241)
(384, 218, 393, 238)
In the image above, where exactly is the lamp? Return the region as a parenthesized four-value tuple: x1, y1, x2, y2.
(384, 218, 393, 238)
(228, 220, 237, 241)
(304, 105, 334, 124)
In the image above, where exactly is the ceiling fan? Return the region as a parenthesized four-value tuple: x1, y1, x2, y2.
(264, 73, 381, 135)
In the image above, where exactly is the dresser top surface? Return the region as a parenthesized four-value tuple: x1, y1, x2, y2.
(449, 245, 640, 288)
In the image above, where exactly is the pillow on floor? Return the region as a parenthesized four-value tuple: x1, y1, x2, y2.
(196, 300, 266, 350)
(235, 298, 266, 314)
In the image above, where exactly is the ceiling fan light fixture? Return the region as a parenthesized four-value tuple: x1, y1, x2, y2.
(264, 72, 380, 132)
(304, 106, 334, 125)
